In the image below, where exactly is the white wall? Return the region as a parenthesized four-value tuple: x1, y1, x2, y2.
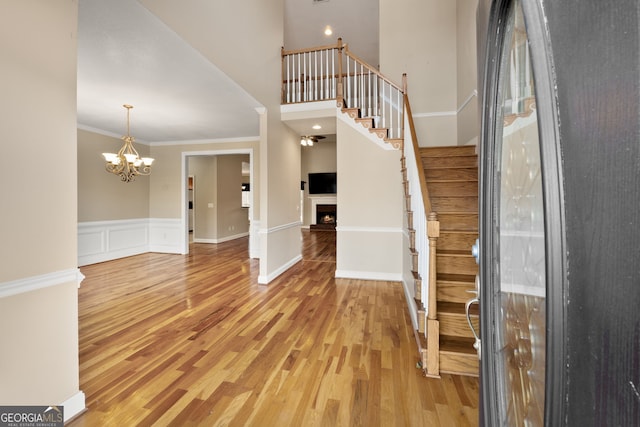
(335, 118, 404, 280)
(380, 0, 458, 147)
(457, 0, 479, 146)
(0, 1, 84, 420)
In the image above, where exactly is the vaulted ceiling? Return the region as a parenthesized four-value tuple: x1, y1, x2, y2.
(77, 0, 378, 144)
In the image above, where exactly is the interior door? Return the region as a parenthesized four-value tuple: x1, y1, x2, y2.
(478, 0, 566, 425)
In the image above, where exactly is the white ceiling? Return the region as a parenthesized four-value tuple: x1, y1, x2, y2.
(77, 0, 378, 144)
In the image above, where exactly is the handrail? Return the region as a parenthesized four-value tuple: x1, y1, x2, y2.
(343, 46, 403, 92)
(403, 87, 431, 213)
(281, 41, 343, 57)
(281, 38, 404, 140)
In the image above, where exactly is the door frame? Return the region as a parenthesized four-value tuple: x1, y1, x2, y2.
(180, 149, 255, 256)
(477, 0, 567, 425)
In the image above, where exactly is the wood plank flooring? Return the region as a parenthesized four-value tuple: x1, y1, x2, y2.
(68, 230, 478, 426)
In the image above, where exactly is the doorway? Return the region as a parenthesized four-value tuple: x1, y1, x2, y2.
(181, 149, 255, 256)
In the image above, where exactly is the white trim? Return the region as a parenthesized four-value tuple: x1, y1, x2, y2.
(412, 111, 456, 118)
(334, 269, 403, 282)
(77, 124, 151, 145)
(258, 254, 303, 285)
(150, 136, 259, 146)
(0, 268, 84, 299)
(411, 90, 478, 118)
(79, 218, 182, 265)
(61, 391, 86, 423)
(193, 232, 249, 244)
(336, 225, 403, 233)
(259, 221, 302, 235)
(280, 100, 336, 113)
(457, 90, 478, 114)
(181, 149, 255, 256)
(148, 218, 183, 254)
(249, 220, 260, 259)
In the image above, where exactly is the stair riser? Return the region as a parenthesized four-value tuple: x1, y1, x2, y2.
(439, 313, 479, 338)
(431, 196, 478, 213)
(429, 181, 478, 197)
(420, 146, 477, 157)
(437, 282, 477, 304)
(438, 213, 478, 231)
(437, 255, 478, 275)
(422, 155, 478, 169)
(425, 167, 478, 182)
(439, 352, 479, 376)
(439, 232, 478, 252)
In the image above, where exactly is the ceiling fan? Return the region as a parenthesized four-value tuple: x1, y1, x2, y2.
(300, 135, 326, 146)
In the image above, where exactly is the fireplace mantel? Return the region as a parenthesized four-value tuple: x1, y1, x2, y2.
(309, 196, 337, 225)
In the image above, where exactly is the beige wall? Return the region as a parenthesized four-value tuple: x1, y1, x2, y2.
(380, 0, 479, 148)
(380, 0, 458, 147)
(301, 139, 337, 226)
(0, 0, 81, 411)
(216, 154, 250, 238)
(189, 156, 218, 239)
(140, 0, 303, 283)
(78, 129, 150, 221)
(457, 0, 479, 146)
(335, 119, 404, 278)
(149, 141, 259, 220)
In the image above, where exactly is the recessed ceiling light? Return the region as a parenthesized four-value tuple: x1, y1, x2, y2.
(324, 26, 333, 36)
(312, 124, 322, 130)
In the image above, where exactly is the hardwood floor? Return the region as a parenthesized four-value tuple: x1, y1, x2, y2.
(69, 230, 478, 426)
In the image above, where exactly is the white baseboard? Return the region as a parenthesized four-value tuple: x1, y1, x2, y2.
(62, 390, 86, 422)
(258, 254, 302, 284)
(334, 270, 403, 282)
(194, 232, 249, 244)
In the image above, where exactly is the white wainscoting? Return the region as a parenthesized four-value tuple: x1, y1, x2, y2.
(257, 221, 302, 284)
(148, 218, 183, 254)
(249, 220, 260, 259)
(78, 218, 182, 266)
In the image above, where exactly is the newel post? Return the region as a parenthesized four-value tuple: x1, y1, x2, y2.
(425, 212, 440, 377)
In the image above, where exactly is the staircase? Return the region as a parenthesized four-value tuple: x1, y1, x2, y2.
(422, 145, 479, 376)
(281, 39, 480, 377)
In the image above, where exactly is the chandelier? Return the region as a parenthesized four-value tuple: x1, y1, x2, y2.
(102, 104, 154, 182)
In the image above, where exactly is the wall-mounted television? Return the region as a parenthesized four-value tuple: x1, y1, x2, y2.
(308, 172, 337, 194)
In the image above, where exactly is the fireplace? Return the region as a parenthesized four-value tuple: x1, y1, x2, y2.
(311, 204, 337, 230)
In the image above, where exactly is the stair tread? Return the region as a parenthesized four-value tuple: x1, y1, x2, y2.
(438, 250, 475, 256)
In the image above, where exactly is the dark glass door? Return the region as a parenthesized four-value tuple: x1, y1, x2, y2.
(478, 0, 566, 425)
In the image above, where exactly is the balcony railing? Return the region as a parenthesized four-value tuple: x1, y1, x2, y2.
(282, 38, 404, 140)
